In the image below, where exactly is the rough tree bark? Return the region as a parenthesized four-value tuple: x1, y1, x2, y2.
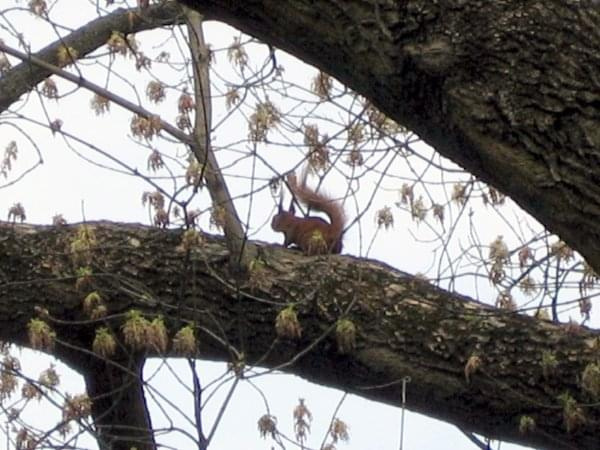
(1, 222, 599, 450)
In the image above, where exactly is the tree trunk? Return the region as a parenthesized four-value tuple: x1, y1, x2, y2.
(181, 0, 600, 275)
(1, 221, 599, 449)
(80, 354, 154, 450)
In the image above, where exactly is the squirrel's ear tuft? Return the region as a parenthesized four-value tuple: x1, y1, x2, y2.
(288, 198, 295, 214)
(277, 194, 284, 212)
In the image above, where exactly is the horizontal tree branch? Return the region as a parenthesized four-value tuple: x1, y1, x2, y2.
(1, 221, 598, 449)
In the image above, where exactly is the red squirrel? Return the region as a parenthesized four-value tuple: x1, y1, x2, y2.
(271, 167, 345, 255)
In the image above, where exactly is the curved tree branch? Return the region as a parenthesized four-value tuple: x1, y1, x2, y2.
(0, 2, 188, 112)
(179, 0, 600, 274)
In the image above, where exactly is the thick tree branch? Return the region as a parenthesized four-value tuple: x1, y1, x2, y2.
(179, 0, 600, 273)
(1, 221, 598, 449)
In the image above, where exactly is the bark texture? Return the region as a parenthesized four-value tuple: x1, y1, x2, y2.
(81, 355, 154, 450)
(1, 221, 599, 449)
(180, 0, 600, 275)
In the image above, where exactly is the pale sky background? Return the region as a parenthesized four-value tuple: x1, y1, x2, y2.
(0, 1, 591, 449)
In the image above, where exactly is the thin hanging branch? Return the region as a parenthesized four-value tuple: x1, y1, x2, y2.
(0, 42, 192, 146)
(184, 7, 250, 271)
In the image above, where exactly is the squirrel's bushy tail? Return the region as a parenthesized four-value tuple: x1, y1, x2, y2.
(288, 166, 346, 244)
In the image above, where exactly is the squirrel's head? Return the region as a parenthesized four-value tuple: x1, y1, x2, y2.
(271, 197, 296, 231)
